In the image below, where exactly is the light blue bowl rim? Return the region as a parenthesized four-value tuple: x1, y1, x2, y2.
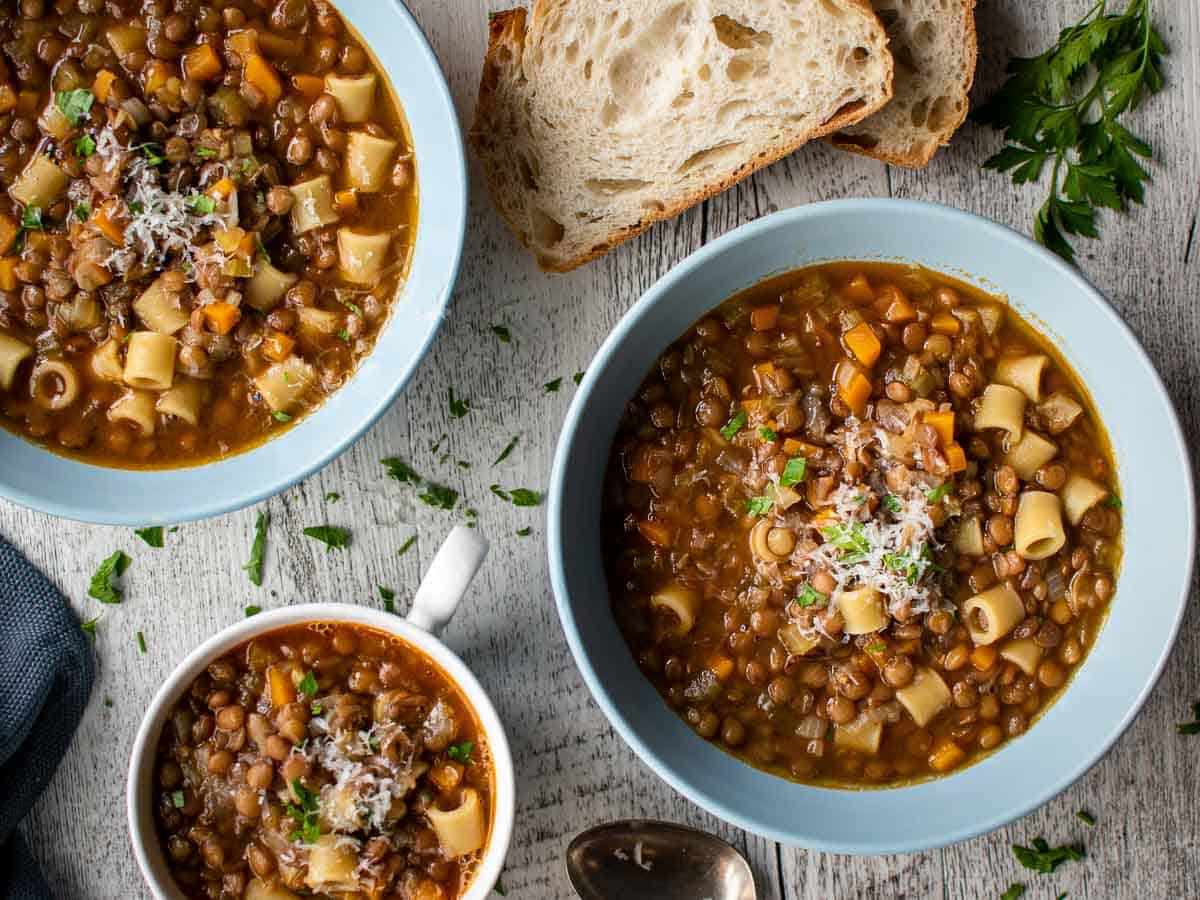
(548, 197, 1196, 853)
(0, 0, 467, 526)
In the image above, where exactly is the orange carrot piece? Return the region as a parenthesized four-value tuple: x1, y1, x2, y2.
(244, 53, 283, 105)
(93, 199, 127, 245)
(208, 177, 237, 201)
(142, 60, 176, 95)
(182, 43, 222, 82)
(842, 273, 875, 304)
(266, 666, 295, 708)
(0, 258, 17, 292)
(334, 189, 359, 217)
(931, 312, 962, 336)
(944, 442, 967, 474)
(203, 302, 242, 335)
(923, 410, 955, 447)
(262, 331, 295, 362)
(750, 305, 779, 332)
(708, 654, 735, 681)
(225, 30, 259, 61)
(874, 285, 917, 323)
(929, 738, 966, 773)
(291, 74, 325, 101)
(0, 214, 18, 255)
(0, 85, 16, 116)
(844, 321, 882, 367)
(637, 519, 673, 547)
(836, 360, 872, 416)
(92, 69, 117, 103)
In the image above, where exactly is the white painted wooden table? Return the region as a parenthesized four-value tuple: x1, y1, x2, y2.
(8, 2, 1200, 898)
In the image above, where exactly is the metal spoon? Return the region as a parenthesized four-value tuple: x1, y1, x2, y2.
(566, 820, 758, 900)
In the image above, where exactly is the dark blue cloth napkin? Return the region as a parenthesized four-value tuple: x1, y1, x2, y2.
(0, 538, 94, 900)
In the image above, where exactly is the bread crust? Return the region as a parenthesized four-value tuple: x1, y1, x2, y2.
(829, 0, 978, 169)
(472, 2, 895, 272)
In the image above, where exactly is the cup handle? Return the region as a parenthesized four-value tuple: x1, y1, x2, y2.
(406, 526, 490, 635)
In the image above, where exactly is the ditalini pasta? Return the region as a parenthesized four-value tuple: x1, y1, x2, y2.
(133, 275, 190, 334)
(974, 383, 1026, 442)
(836, 587, 889, 635)
(834, 716, 883, 755)
(123, 332, 178, 391)
(994, 353, 1048, 402)
(963, 583, 1026, 645)
(649, 582, 700, 635)
(325, 73, 377, 123)
(345, 132, 399, 193)
(0, 333, 31, 390)
(1061, 473, 1109, 525)
(1003, 429, 1058, 479)
(338, 229, 392, 285)
(1013, 491, 1067, 560)
(30, 360, 80, 411)
(255, 357, 317, 412)
(290, 174, 341, 234)
(107, 390, 157, 435)
(1000, 638, 1043, 677)
(156, 379, 206, 426)
(425, 788, 487, 858)
(895, 669, 952, 727)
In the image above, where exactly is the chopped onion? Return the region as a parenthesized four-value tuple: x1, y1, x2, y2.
(795, 715, 828, 740)
(120, 97, 152, 125)
(1046, 568, 1068, 601)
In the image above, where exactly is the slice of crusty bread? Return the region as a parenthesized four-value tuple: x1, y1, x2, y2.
(830, 0, 977, 168)
(472, 1, 894, 272)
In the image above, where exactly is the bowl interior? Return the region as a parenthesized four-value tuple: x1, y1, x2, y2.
(127, 604, 515, 900)
(0, 0, 466, 525)
(550, 199, 1194, 853)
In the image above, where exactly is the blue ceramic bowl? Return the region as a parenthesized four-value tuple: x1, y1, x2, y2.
(548, 199, 1195, 853)
(0, 0, 466, 525)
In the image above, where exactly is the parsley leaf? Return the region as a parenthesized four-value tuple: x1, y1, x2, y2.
(136, 630, 147, 654)
(195, 146, 218, 159)
(447, 741, 475, 765)
(882, 494, 902, 513)
(379, 586, 395, 602)
(303, 525, 351, 551)
(1104, 494, 1123, 509)
(515, 527, 531, 537)
(489, 485, 542, 507)
(74, 134, 96, 157)
(1000, 886, 1026, 900)
(448, 387, 470, 418)
(746, 494, 774, 516)
(820, 523, 871, 563)
(397, 535, 417, 556)
(759, 425, 778, 442)
(324, 492, 340, 503)
(20, 206, 43, 232)
(720, 408, 747, 441)
(297, 671, 318, 697)
(382, 457, 420, 484)
(88, 550, 131, 604)
(243, 512, 269, 587)
(925, 482, 954, 503)
(974, 0, 1167, 262)
(1012, 837, 1085, 874)
(188, 194, 216, 214)
(56, 89, 94, 126)
(493, 435, 519, 465)
(419, 483, 458, 510)
(135, 526, 164, 548)
(780, 456, 807, 487)
(1176, 701, 1200, 734)
(1076, 810, 1096, 827)
(244, 605, 262, 617)
(336, 328, 351, 342)
(796, 584, 827, 608)
(491, 324, 511, 342)
(81, 616, 99, 639)
(285, 779, 321, 844)
(544, 377, 562, 393)
(272, 411, 291, 423)
(573, 371, 585, 385)
(74, 203, 91, 223)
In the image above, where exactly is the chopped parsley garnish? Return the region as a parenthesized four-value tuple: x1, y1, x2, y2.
(74, 134, 96, 157)
(515, 527, 532, 537)
(1012, 837, 1084, 874)
(171, 790, 186, 809)
(493, 435, 519, 465)
(134, 526, 164, 548)
(746, 494, 774, 517)
(195, 146, 218, 158)
(884, 544, 935, 586)
(882, 494, 902, 513)
(88, 550, 131, 604)
(56, 89, 94, 126)
(489, 485, 542, 507)
(74, 203, 91, 222)
(128, 200, 144, 215)
(20, 206, 43, 232)
(243, 512, 269, 587)
(820, 523, 871, 563)
(491, 324, 511, 342)
(382, 457, 420, 484)
(379, 586, 395, 602)
(285, 779, 321, 844)
(303, 525, 351, 551)
(573, 371, 585, 385)
(81, 616, 99, 639)
(244, 606, 262, 617)
(779, 456, 807, 486)
(297, 671, 318, 697)
(397, 535, 417, 556)
(136, 630, 147, 654)
(324, 492, 340, 503)
(925, 482, 954, 503)
(447, 741, 475, 765)
(188, 194, 216, 215)
(137, 142, 165, 167)
(338, 296, 364, 317)
(1104, 494, 1123, 509)
(310, 702, 322, 715)
(866, 642, 886, 653)
(1076, 810, 1096, 827)
(448, 387, 470, 418)
(759, 426, 778, 442)
(336, 328, 351, 342)
(494, 880, 507, 896)
(1176, 701, 1200, 734)
(720, 408, 747, 441)
(1000, 886, 1026, 900)
(796, 585, 827, 608)
(544, 377, 562, 393)
(419, 483, 459, 510)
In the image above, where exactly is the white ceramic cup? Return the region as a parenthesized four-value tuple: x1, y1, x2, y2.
(127, 526, 513, 900)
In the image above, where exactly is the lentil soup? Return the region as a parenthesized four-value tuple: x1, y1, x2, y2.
(0, 0, 417, 468)
(603, 262, 1122, 788)
(153, 623, 493, 900)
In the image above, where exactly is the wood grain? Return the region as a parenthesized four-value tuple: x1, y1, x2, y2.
(5, 1, 1198, 898)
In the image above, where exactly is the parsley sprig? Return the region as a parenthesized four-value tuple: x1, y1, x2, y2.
(975, 0, 1167, 262)
(285, 779, 321, 844)
(1012, 837, 1085, 874)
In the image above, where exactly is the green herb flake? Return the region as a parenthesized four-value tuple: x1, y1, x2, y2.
(136, 630, 147, 654)
(490, 484, 542, 507)
(1176, 701, 1200, 734)
(494, 880, 507, 896)
(397, 535, 417, 557)
(378, 586, 396, 604)
(720, 408, 748, 441)
(447, 741, 475, 765)
(74, 202, 91, 223)
(81, 616, 99, 639)
(925, 482, 954, 504)
(796, 585, 827, 608)
(779, 456, 807, 487)
(56, 89, 94, 126)
(515, 527, 532, 537)
(324, 492, 341, 503)
(88, 550, 132, 604)
(297, 671, 318, 697)
(171, 789, 186, 809)
(493, 435, 519, 466)
(75, 134, 96, 157)
(335, 328, 351, 342)
(244, 605, 262, 617)
(243, 512, 269, 587)
(135, 526, 164, 548)
(820, 523, 871, 563)
(195, 146, 218, 159)
(759, 425, 778, 442)
(1104, 494, 1123, 510)
(573, 371, 585, 385)
(382, 457, 420, 484)
(188, 194, 216, 215)
(448, 387, 470, 418)
(20, 206, 43, 232)
(1000, 886, 1026, 900)
(303, 525, 351, 551)
(1012, 837, 1085, 874)
(866, 642, 886, 653)
(103, 696, 113, 707)
(418, 483, 458, 510)
(746, 494, 774, 517)
(544, 377, 562, 393)
(491, 324, 511, 342)
(1076, 810, 1096, 827)
(285, 779, 321, 844)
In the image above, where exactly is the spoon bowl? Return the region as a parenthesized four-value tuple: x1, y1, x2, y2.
(566, 820, 757, 900)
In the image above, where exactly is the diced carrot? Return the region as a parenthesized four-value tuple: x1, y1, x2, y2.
(214, 227, 246, 254)
(944, 442, 967, 474)
(835, 359, 872, 416)
(928, 737, 966, 773)
(142, 59, 176, 95)
(93, 199, 127, 245)
(750, 305, 779, 332)
(923, 410, 955, 447)
(291, 74, 324, 101)
(843, 321, 882, 367)
(203, 302, 242, 335)
(931, 312, 962, 336)
(782, 437, 819, 457)
(970, 645, 997, 671)
(266, 666, 295, 708)
(262, 331, 295, 363)
(708, 654, 735, 681)
(334, 189, 359, 216)
(236, 231, 256, 259)
(225, 30, 259, 61)
(244, 53, 283, 106)
(0, 214, 18, 255)
(92, 69, 118, 104)
(841, 273, 875, 304)
(0, 85, 16, 116)
(208, 177, 237, 201)
(637, 519, 673, 547)
(874, 285, 917, 324)
(182, 43, 223, 82)
(0, 258, 17, 292)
